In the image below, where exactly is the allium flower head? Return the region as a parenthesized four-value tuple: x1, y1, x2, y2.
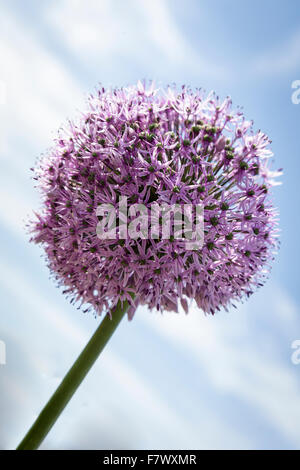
(31, 81, 281, 319)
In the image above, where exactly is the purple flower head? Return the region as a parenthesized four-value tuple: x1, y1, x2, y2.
(31, 81, 281, 319)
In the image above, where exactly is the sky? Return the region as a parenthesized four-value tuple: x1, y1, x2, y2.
(0, 0, 300, 450)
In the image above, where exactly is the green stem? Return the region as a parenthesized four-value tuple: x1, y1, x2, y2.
(17, 300, 130, 450)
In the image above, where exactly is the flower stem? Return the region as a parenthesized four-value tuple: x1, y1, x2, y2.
(16, 300, 129, 450)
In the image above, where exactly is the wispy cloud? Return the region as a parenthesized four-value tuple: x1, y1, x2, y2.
(2, 260, 235, 450)
(0, 7, 84, 154)
(0, 0, 299, 451)
(44, 0, 229, 81)
(251, 30, 300, 76)
(141, 286, 300, 447)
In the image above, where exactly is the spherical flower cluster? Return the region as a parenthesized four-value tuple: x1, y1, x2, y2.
(31, 81, 281, 319)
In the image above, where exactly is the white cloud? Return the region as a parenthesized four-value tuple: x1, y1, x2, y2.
(0, 7, 84, 156)
(0, 261, 227, 449)
(0, 80, 6, 105)
(0, 2, 299, 450)
(1, 256, 253, 449)
(141, 288, 300, 447)
(252, 30, 300, 76)
(0, 186, 33, 237)
(45, 0, 228, 80)
(133, 0, 225, 77)
(0, 6, 86, 240)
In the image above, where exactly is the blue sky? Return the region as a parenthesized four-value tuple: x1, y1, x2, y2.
(0, 0, 300, 450)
